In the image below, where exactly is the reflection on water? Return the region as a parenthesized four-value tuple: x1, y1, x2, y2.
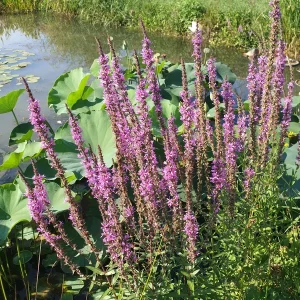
(0, 13, 299, 153)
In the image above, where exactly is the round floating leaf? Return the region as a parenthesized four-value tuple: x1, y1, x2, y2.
(5, 59, 18, 64)
(0, 74, 13, 81)
(0, 89, 25, 114)
(26, 76, 40, 84)
(48, 68, 91, 114)
(0, 183, 31, 243)
(9, 122, 34, 146)
(18, 62, 31, 68)
(13, 250, 33, 265)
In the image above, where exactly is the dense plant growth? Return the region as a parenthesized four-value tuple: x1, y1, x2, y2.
(0, 0, 300, 298)
(1, 0, 299, 51)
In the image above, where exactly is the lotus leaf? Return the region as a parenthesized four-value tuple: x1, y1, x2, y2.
(0, 89, 25, 114)
(0, 183, 31, 243)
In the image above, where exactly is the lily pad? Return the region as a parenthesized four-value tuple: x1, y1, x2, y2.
(26, 76, 40, 84)
(18, 62, 31, 68)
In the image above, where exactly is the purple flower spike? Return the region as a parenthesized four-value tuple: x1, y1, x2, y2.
(184, 211, 199, 262)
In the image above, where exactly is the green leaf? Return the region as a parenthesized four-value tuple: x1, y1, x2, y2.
(58, 110, 116, 167)
(288, 122, 300, 134)
(48, 68, 91, 114)
(187, 280, 194, 292)
(0, 89, 25, 114)
(15, 225, 38, 240)
(90, 59, 99, 77)
(0, 142, 26, 171)
(215, 62, 237, 84)
(22, 142, 43, 161)
(9, 122, 33, 146)
(67, 75, 91, 109)
(0, 183, 31, 243)
(13, 250, 33, 265)
(61, 294, 73, 300)
(24, 140, 84, 180)
(86, 266, 105, 275)
(45, 182, 70, 213)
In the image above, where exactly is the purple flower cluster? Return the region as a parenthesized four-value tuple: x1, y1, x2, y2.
(184, 212, 199, 262)
(24, 0, 295, 273)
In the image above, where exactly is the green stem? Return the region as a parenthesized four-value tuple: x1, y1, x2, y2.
(11, 110, 19, 125)
(16, 240, 30, 300)
(139, 238, 163, 300)
(0, 273, 7, 300)
(3, 250, 12, 281)
(35, 240, 42, 300)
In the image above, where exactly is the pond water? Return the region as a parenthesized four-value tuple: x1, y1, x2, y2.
(0, 14, 299, 153)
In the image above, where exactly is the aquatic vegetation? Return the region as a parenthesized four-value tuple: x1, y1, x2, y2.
(0, 49, 39, 91)
(1, 0, 299, 51)
(0, 1, 300, 298)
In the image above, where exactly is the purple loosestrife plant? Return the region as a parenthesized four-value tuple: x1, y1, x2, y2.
(23, 78, 102, 263)
(67, 107, 135, 269)
(19, 170, 82, 276)
(141, 21, 166, 136)
(180, 59, 199, 261)
(221, 81, 237, 210)
(163, 117, 183, 232)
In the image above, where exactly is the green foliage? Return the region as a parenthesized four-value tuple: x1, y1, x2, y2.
(1, 0, 299, 50)
(0, 183, 31, 243)
(0, 89, 24, 114)
(0, 42, 299, 298)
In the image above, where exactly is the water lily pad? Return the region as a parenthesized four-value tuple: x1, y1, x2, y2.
(8, 64, 21, 70)
(4, 54, 17, 58)
(18, 62, 31, 68)
(5, 59, 18, 64)
(22, 52, 35, 56)
(26, 76, 40, 83)
(0, 74, 13, 81)
(0, 65, 10, 71)
(1, 80, 12, 85)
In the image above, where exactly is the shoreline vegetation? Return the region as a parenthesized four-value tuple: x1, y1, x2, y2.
(0, 0, 299, 54)
(1, 1, 300, 298)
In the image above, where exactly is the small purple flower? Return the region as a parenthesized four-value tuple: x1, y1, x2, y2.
(184, 211, 199, 262)
(244, 168, 255, 194)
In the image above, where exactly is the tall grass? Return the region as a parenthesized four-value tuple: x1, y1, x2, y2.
(1, 0, 299, 50)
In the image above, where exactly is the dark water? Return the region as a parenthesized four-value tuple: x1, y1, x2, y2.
(0, 13, 299, 152)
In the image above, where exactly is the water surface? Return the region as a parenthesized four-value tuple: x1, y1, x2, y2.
(0, 13, 299, 152)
